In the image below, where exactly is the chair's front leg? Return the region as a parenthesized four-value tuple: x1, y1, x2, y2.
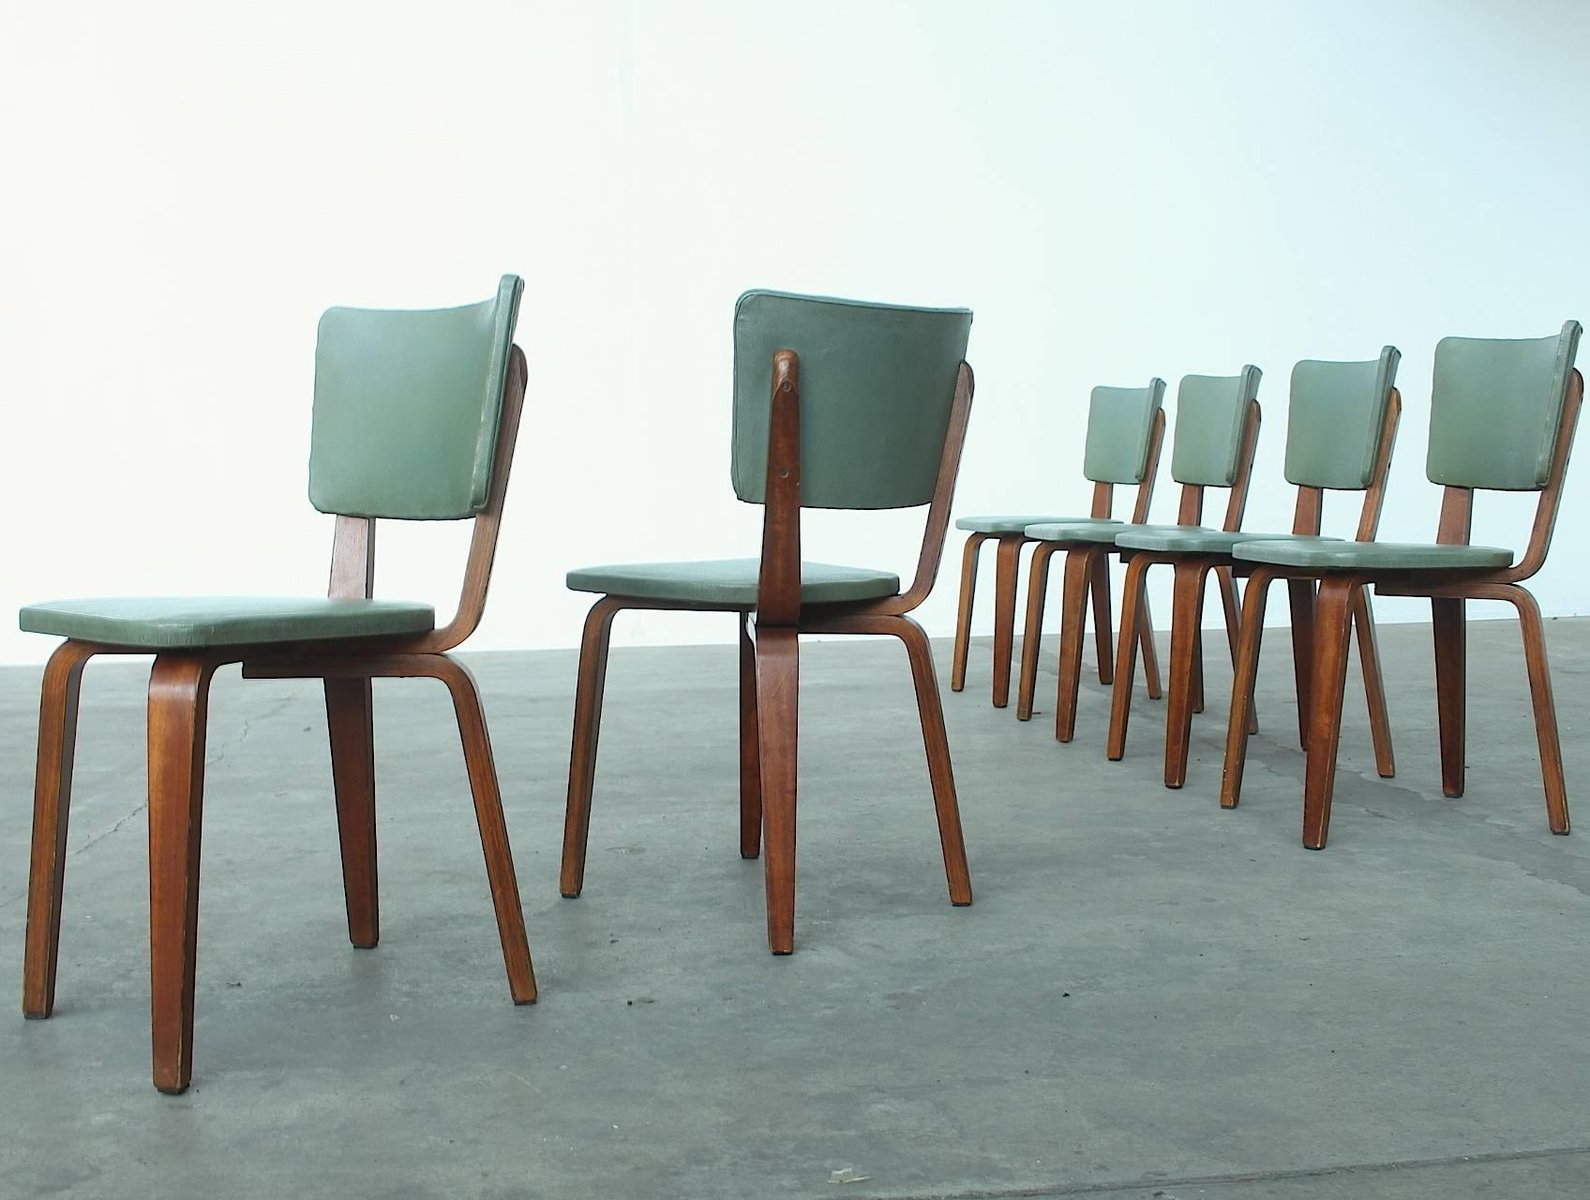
(1220, 567, 1276, 809)
(1286, 579, 1316, 749)
(738, 611, 762, 859)
(1431, 597, 1467, 798)
(1053, 547, 1095, 742)
(991, 536, 1023, 708)
(23, 639, 100, 1019)
(1165, 562, 1211, 789)
(753, 624, 800, 954)
(324, 677, 378, 948)
(1107, 555, 1152, 759)
(1016, 542, 1059, 721)
(147, 652, 218, 1094)
(951, 534, 989, 693)
(1502, 585, 1570, 834)
(1089, 553, 1115, 685)
(431, 655, 536, 1004)
(561, 596, 624, 898)
(1302, 577, 1360, 849)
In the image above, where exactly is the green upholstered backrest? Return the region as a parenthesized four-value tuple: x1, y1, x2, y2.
(309, 275, 524, 520)
(731, 290, 973, 509)
(1284, 347, 1400, 490)
(1169, 367, 1263, 486)
(1427, 322, 1583, 490)
(1083, 379, 1167, 484)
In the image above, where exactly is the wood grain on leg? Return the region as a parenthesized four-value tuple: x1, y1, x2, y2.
(1220, 568, 1274, 809)
(324, 677, 378, 948)
(1432, 597, 1467, 798)
(1016, 542, 1058, 721)
(1286, 579, 1316, 749)
(951, 534, 987, 693)
(991, 536, 1022, 708)
(1505, 585, 1569, 833)
(754, 625, 799, 954)
(23, 640, 99, 1019)
(1090, 554, 1114, 685)
(147, 653, 217, 1095)
(893, 615, 972, 905)
(1302, 577, 1358, 849)
(1106, 555, 1151, 759)
(433, 655, 536, 1003)
(1164, 563, 1209, 789)
(1137, 593, 1163, 701)
(1054, 549, 1093, 743)
(561, 596, 623, 898)
(1352, 589, 1395, 779)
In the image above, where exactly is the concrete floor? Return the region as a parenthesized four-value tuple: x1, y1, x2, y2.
(1, 617, 1588, 1199)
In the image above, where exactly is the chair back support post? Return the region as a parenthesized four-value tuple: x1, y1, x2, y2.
(1090, 482, 1113, 520)
(1505, 367, 1584, 582)
(328, 516, 376, 600)
(1219, 400, 1263, 533)
(1290, 488, 1324, 537)
(896, 362, 977, 609)
(1175, 485, 1204, 526)
(1354, 388, 1403, 542)
(756, 350, 803, 624)
(1130, 409, 1167, 524)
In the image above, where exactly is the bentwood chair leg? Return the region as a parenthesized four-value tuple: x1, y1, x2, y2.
(1287, 580, 1316, 749)
(1017, 543, 1059, 722)
(738, 612, 763, 858)
(1351, 589, 1396, 779)
(1165, 563, 1210, 788)
(324, 677, 378, 948)
(432, 655, 536, 1003)
(1431, 597, 1467, 798)
(1090, 554, 1115, 685)
(1191, 627, 1205, 716)
(1505, 586, 1570, 834)
(1107, 555, 1151, 759)
(951, 534, 987, 693)
(23, 640, 98, 1020)
(754, 624, 800, 954)
(891, 615, 973, 905)
(561, 596, 623, 898)
(1137, 593, 1163, 701)
(991, 536, 1023, 708)
(1220, 568, 1275, 809)
(1215, 566, 1256, 733)
(147, 653, 217, 1095)
(1302, 577, 1359, 849)
(1054, 549, 1093, 742)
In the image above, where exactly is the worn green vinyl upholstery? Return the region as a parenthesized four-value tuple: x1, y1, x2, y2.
(731, 291, 972, 509)
(310, 274, 524, 520)
(1023, 520, 1126, 544)
(18, 596, 435, 649)
(1114, 527, 1336, 555)
(566, 560, 899, 607)
(955, 514, 1120, 535)
(1426, 322, 1583, 490)
(1084, 379, 1167, 483)
(1170, 367, 1262, 486)
(1285, 348, 1399, 489)
(1233, 540, 1513, 571)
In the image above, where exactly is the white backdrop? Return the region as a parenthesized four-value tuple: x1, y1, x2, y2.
(3, 0, 1588, 666)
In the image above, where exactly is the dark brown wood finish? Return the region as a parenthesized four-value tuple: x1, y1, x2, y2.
(1290, 370, 1582, 848)
(24, 344, 536, 1093)
(560, 357, 978, 955)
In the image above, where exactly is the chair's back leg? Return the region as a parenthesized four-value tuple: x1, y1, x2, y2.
(1303, 577, 1361, 848)
(1107, 555, 1153, 758)
(1016, 542, 1059, 721)
(1054, 548, 1095, 743)
(1351, 590, 1396, 779)
(991, 537, 1023, 707)
(1220, 567, 1276, 809)
(147, 652, 218, 1094)
(754, 624, 800, 954)
(561, 596, 624, 898)
(1431, 597, 1467, 798)
(324, 677, 378, 948)
(1165, 562, 1212, 788)
(1287, 580, 1317, 749)
(1498, 585, 1570, 833)
(23, 640, 98, 1019)
(738, 612, 762, 859)
(1090, 554, 1115, 685)
(1136, 592, 1163, 700)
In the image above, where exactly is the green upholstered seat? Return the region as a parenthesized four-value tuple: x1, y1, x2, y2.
(1232, 540, 1513, 571)
(566, 560, 899, 607)
(1023, 520, 1126, 544)
(955, 514, 1119, 535)
(18, 596, 435, 649)
(1114, 527, 1337, 555)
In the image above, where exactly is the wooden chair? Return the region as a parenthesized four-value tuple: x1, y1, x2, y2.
(1112, 350, 1403, 790)
(1008, 382, 1168, 730)
(560, 290, 975, 955)
(950, 381, 1167, 710)
(1233, 322, 1583, 847)
(1024, 369, 1262, 745)
(18, 276, 537, 1093)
